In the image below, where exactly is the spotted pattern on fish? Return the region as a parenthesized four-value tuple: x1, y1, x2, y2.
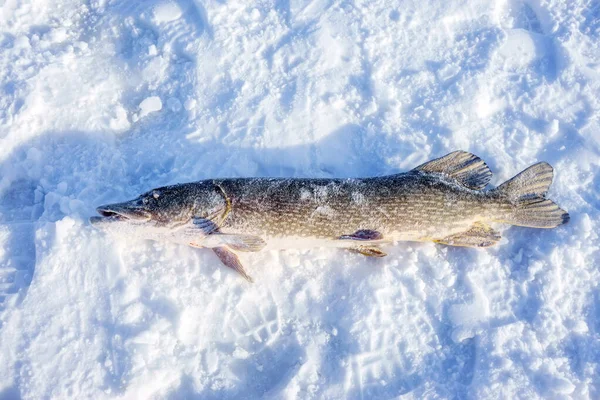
(214, 174, 503, 241)
(91, 151, 570, 281)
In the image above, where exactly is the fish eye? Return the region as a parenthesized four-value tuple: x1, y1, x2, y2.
(152, 191, 160, 200)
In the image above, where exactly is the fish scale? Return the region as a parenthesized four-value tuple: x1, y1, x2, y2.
(216, 174, 496, 241)
(91, 151, 569, 282)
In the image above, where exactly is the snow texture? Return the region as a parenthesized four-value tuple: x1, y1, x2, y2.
(0, 0, 599, 399)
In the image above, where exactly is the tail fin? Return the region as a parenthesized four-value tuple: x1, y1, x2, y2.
(495, 162, 570, 228)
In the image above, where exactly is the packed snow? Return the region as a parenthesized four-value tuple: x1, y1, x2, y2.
(0, 0, 599, 398)
(136, 96, 163, 121)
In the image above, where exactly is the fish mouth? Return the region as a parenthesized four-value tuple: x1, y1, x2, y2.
(91, 203, 151, 225)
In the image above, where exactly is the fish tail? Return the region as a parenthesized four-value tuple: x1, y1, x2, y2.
(493, 162, 569, 228)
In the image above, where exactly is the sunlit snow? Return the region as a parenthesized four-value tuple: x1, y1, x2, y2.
(0, 0, 599, 399)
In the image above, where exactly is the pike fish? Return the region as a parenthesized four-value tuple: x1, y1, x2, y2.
(90, 151, 569, 282)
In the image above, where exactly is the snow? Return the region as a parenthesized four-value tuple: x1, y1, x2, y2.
(137, 96, 163, 120)
(0, 0, 599, 399)
(153, 2, 183, 23)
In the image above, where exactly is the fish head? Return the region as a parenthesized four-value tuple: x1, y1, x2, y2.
(90, 181, 227, 239)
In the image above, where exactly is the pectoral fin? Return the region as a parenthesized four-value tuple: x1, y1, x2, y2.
(192, 217, 219, 232)
(182, 218, 219, 246)
(185, 217, 266, 252)
(349, 245, 387, 257)
(434, 222, 501, 247)
(213, 247, 253, 283)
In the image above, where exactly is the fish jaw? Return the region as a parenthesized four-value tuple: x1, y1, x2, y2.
(89, 213, 153, 238)
(90, 210, 212, 246)
(90, 200, 164, 240)
(95, 201, 152, 222)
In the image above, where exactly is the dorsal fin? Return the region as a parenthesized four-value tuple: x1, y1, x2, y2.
(413, 151, 492, 190)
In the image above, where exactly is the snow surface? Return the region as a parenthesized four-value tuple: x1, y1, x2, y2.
(137, 96, 164, 121)
(0, 0, 599, 398)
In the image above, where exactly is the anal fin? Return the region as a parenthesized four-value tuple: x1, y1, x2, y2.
(213, 247, 254, 282)
(434, 222, 501, 248)
(350, 245, 387, 257)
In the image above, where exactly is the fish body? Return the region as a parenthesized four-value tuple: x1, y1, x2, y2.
(91, 151, 569, 281)
(214, 174, 495, 247)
